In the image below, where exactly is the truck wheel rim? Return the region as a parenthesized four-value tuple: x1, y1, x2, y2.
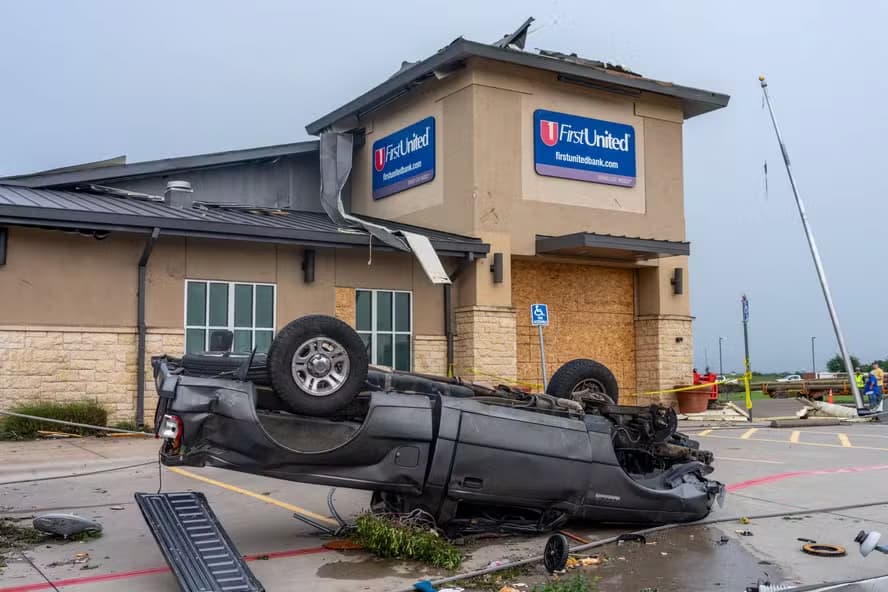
(291, 337, 350, 397)
(572, 378, 614, 403)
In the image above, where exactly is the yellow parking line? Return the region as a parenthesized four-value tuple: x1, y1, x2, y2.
(701, 433, 888, 452)
(838, 433, 852, 448)
(790, 431, 800, 443)
(740, 428, 759, 440)
(717, 456, 783, 465)
(167, 466, 339, 527)
(698, 429, 713, 436)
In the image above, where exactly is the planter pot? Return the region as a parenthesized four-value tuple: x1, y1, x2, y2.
(676, 386, 711, 414)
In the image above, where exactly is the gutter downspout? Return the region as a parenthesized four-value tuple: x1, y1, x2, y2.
(444, 253, 476, 377)
(136, 227, 160, 426)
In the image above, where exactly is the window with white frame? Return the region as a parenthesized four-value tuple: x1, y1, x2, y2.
(355, 289, 412, 371)
(185, 280, 276, 354)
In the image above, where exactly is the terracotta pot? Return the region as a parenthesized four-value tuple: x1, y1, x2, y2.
(676, 385, 710, 414)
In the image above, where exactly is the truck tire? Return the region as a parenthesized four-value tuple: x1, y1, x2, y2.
(267, 315, 368, 416)
(546, 359, 619, 404)
(180, 353, 270, 385)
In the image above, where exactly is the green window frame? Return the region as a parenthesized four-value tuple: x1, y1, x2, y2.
(355, 289, 412, 371)
(185, 280, 276, 354)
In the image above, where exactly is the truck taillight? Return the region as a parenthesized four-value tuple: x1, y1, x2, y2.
(160, 414, 183, 448)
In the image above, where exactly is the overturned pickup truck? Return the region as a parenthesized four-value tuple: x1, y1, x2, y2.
(152, 315, 723, 533)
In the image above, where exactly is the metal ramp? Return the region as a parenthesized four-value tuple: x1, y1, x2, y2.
(136, 492, 264, 592)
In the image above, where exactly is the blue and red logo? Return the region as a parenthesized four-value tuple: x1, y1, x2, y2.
(539, 119, 559, 147)
(533, 109, 636, 187)
(371, 117, 436, 200)
(374, 147, 386, 172)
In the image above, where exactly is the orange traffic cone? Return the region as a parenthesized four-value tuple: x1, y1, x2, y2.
(828, 389, 834, 404)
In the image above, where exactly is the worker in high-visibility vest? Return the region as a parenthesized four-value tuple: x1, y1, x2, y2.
(856, 371, 866, 389)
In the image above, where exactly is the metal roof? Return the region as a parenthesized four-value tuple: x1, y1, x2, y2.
(0, 184, 487, 257)
(3, 141, 320, 189)
(306, 38, 730, 134)
(536, 232, 689, 260)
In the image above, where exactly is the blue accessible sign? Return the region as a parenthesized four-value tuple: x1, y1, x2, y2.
(372, 116, 436, 200)
(531, 304, 549, 326)
(533, 109, 636, 187)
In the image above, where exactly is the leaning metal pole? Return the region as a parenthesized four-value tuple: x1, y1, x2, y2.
(759, 75, 865, 411)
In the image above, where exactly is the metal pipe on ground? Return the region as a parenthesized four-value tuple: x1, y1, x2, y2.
(409, 500, 888, 592)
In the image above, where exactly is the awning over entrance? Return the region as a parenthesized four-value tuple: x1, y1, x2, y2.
(535, 232, 689, 261)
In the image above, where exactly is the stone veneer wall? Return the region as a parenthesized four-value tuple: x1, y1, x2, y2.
(635, 315, 693, 407)
(0, 326, 184, 423)
(413, 335, 447, 375)
(453, 306, 517, 384)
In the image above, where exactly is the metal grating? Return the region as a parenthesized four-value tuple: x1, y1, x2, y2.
(135, 492, 264, 592)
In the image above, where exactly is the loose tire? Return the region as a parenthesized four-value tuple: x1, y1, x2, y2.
(180, 353, 270, 386)
(546, 358, 619, 404)
(267, 315, 368, 416)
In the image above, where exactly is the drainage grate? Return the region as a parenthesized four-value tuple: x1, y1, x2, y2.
(136, 491, 264, 592)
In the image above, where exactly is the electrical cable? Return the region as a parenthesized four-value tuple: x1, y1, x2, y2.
(0, 461, 157, 486)
(17, 551, 61, 592)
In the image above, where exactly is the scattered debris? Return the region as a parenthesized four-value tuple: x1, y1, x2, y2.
(80, 564, 100, 570)
(782, 516, 804, 521)
(558, 530, 590, 544)
(616, 533, 646, 545)
(660, 551, 669, 556)
(739, 517, 750, 524)
(437, 588, 463, 592)
(802, 543, 846, 557)
(322, 539, 363, 551)
(33, 514, 102, 539)
(798, 538, 817, 544)
(498, 587, 520, 592)
(543, 534, 569, 572)
(639, 588, 659, 592)
(74, 552, 89, 563)
(255, 554, 270, 560)
(565, 555, 603, 569)
(109, 506, 125, 511)
(486, 559, 511, 569)
(735, 530, 754, 537)
(717, 535, 730, 545)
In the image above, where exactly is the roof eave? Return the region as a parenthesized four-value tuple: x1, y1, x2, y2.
(0, 207, 489, 256)
(305, 39, 729, 134)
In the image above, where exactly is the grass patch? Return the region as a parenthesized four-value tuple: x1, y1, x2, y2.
(533, 574, 597, 592)
(0, 401, 108, 439)
(351, 513, 462, 570)
(110, 420, 152, 433)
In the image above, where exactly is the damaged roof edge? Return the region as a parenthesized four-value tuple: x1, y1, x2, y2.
(305, 38, 730, 134)
(0, 207, 489, 257)
(3, 141, 320, 189)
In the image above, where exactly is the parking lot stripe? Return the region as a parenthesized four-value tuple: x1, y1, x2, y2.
(717, 456, 783, 464)
(168, 466, 339, 527)
(790, 431, 800, 443)
(699, 433, 888, 452)
(838, 433, 852, 448)
(740, 428, 758, 439)
(0, 546, 331, 592)
(698, 429, 713, 436)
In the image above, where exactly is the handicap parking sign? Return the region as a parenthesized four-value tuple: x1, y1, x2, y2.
(531, 304, 549, 326)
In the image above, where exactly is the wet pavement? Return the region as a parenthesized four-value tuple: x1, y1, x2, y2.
(4, 421, 888, 591)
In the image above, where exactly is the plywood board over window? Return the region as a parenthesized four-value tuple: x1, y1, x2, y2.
(511, 258, 637, 401)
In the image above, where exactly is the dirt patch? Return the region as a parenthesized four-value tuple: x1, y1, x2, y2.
(316, 556, 434, 580)
(0, 519, 47, 569)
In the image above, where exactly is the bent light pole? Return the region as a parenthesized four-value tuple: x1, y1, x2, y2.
(759, 76, 865, 411)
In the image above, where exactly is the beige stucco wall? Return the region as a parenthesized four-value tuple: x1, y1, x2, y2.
(0, 228, 445, 420)
(350, 58, 686, 256)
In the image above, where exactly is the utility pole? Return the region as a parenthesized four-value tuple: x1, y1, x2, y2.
(811, 336, 816, 376)
(760, 76, 865, 412)
(718, 337, 724, 377)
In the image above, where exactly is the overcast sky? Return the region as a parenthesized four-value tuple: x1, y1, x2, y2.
(1, 1, 885, 373)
